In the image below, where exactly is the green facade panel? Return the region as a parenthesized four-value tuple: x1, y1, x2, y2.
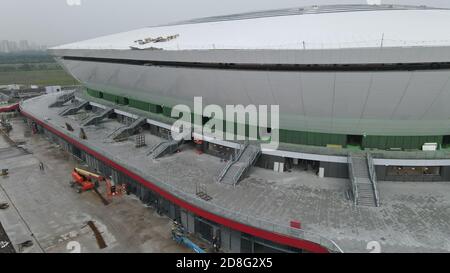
(149, 103, 162, 114)
(280, 129, 346, 147)
(129, 99, 150, 111)
(84, 89, 445, 150)
(102, 93, 118, 103)
(363, 135, 443, 150)
(162, 106, 172, 117)
(86, 88, 101, 98)
(117, 96, 128, 105)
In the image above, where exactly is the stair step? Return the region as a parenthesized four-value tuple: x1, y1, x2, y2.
(359, 196, 375, 200)
(218, 144, 260, 186)
(349, 154, 380, 207)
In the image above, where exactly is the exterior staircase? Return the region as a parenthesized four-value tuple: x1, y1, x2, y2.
(348, 153, 380, 207)
(59, 101, 89, 116)
(217, 143, 261, 187)
(111, 117, 147, 141)
(82, 108, 114, 126)
(147, 138, 183, 159)
(49, 92, 75, 108)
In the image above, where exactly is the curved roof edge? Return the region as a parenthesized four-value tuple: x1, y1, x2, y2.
(163, 4, 448, 27)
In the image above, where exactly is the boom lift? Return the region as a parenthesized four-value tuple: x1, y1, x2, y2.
(171, 221, 206, 253)
(70, 167, 125, 204)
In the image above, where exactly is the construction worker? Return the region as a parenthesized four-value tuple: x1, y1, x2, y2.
(109, 176, 116, 196)
(212, 236, 220, 252)
(39, 161, 44, 171)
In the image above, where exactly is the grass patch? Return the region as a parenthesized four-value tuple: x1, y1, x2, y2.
(0, 69, 78, 86)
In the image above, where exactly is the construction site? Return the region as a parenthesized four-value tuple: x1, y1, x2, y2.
(0, 88, 448, 253)
(0, 115, 206, 253)
(2, 4, 450, 254)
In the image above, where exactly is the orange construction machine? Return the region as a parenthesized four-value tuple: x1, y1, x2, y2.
(70, 168, 125, 203)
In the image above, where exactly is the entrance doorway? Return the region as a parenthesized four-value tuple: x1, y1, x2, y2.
(443, 135, 450, 148)
(347, 135, 363, 147)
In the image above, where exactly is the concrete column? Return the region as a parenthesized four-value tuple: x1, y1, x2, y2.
(187, 212, 195, 234)
(274, 162, 279, 172)
(220, 227, 231, 252)
(318, 167, 325, 178)
(180, 210, 188, 230)
(229, 229, 241, 253)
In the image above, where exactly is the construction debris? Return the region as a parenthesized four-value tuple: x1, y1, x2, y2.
(17, 240, 33, 252)
(196, 183, 212, 201)
(0, 120, 12, 133)
(79, 128, 87, 139)
(87, 221, 107, 249)
(65, 122, 74, 132)
(134, 34, 179, 45)
(1, 169, 8, 177)
(135, 134, 146, 148)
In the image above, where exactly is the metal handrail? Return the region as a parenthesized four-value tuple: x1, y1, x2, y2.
(216, 158, 234, 182)
(92, 139, 344, 252)
(367, 153, 380, 207)
(217, 142, 248, 183)
(232, 166, 245, 187)
(347, 155, 358, 206)
(235, 141, 249, 161)
(232, 146, 261, 187)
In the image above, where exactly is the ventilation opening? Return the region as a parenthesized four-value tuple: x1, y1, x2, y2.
(155, 105, 162, 113)
(202, 116, 210, 125)
(443, 135, 450, 147)
(347, 135, 363, 147)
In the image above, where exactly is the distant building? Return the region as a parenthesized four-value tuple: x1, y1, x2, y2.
(6, 84, 22, 90)
(0, 92, 10, 103)
(18, 40, 30, 51)
(45, 86, 62, 94)
(0, 40, 46, 53)
(0, 40, 5, 53)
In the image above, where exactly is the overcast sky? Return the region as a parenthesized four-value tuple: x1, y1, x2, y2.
(1, 0, 449, 46)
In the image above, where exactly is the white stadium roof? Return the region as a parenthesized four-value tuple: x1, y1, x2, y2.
(53, 5, 450, 51)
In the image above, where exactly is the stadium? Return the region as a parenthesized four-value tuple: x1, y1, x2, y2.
(49, 4, 450, 150)
(18, 4, 450, 253)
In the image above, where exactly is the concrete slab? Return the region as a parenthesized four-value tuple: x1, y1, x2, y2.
(19, 93, 450, 253)
(0, 117, 192, 253)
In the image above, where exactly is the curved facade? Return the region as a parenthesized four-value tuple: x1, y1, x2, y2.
(49, 5, 450, 149)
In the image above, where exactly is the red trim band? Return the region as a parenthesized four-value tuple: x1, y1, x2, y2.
(0, 103, 19, 113)
(21, 108, 329, 253)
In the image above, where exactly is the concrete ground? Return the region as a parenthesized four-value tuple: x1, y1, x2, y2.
(20, 93, 450, 253)
(0, 117, 191, 253)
